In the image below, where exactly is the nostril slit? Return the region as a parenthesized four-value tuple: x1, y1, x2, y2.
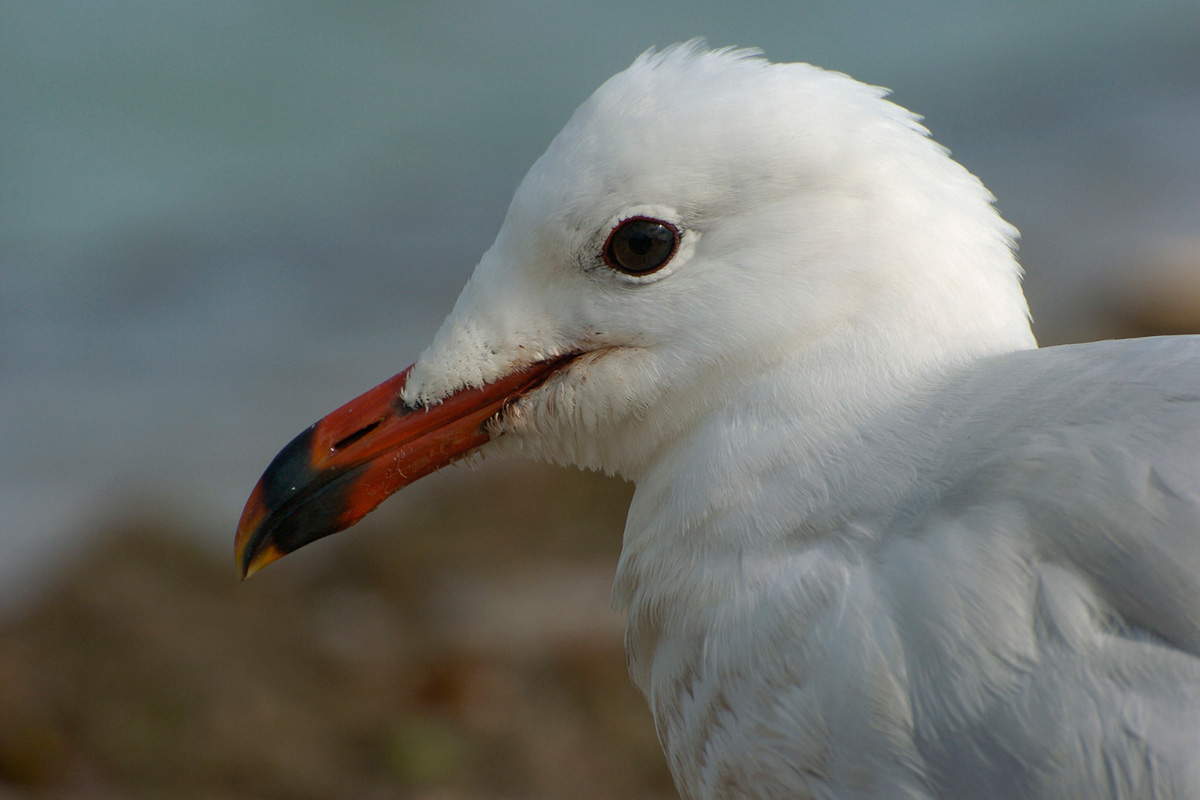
(332, 419, 382, 451)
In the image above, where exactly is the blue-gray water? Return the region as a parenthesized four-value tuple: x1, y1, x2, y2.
(3, 1, 1199, 607)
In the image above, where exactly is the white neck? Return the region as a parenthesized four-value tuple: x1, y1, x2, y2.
(612, 312, 1035, 692)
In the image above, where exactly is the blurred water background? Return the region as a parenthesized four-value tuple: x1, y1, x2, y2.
(3, 0, 1200, 607)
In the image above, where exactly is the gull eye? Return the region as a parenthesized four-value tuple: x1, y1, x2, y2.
(602, 217, 680, 275)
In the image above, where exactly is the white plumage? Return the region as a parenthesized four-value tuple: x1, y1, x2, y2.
(278, 43, 1200, 798)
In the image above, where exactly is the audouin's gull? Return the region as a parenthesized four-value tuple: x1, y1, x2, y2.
(236, 43, 1200, 799)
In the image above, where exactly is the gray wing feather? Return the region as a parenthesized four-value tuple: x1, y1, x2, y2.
(894, 336, 1200, 799)
(962, 337, 1200, 653)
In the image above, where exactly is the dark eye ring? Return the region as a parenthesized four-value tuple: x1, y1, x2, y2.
(601, 216, 680, 276)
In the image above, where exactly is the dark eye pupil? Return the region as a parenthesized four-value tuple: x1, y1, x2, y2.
(604, 218, 678, 275)
(628, 231, 654, 255)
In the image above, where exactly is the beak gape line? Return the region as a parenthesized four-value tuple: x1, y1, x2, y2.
(235, 356, 576, 578)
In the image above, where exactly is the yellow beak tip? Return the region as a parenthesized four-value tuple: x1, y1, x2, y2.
(237, 541, 285, 580)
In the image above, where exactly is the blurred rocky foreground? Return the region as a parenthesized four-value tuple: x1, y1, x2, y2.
(0, 465, 675, 799)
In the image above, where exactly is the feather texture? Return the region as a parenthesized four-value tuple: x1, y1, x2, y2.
(394, 44, 1200, 798)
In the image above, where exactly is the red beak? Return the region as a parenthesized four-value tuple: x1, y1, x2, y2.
(234, 356, 575, 578)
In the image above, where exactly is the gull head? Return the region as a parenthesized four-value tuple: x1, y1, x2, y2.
(235, 43, 1035, 576)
